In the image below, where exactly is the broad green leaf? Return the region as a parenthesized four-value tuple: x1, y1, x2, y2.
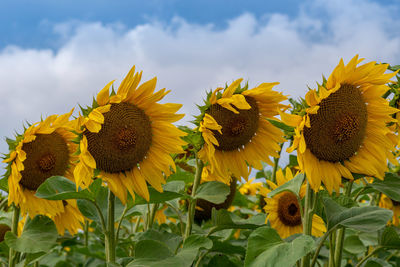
(127, 235, 212, 267)
(369, 173, 400, 202)
(134, 240, 174, 260)
(77, 184, 108, 223)
(364, 258, 392, 267)
(167, 167, 194, 183)
(207, 254, 239, 267)
(209, 209, 265, 235)
(268, 173, 304, 197)
(343, 235, 366, 255)
(323, 198, 392, 232)
(35, 176, 93, 201)
(5, 215, 58, 253)
(134, 229, 182, 253)
(379, 226, 400, 248)
(195, 181, 230, 204)
(163, 181, 185, 194)
(134, 187, 183, 205)
(209, 238, 246, 256)
(244, 226, 315, 267)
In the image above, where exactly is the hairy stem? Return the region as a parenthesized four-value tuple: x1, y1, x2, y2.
(9, 205, 20, 267)
(184, 157, 204, 240)
(334, 180, 353, 267)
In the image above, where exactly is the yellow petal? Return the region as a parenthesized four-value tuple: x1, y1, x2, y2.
(97, 80, 114, 106)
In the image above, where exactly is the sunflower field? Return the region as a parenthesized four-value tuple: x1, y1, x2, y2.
(0, 56, 400, 267)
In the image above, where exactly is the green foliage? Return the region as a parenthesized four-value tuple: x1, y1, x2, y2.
(369, 173, 400, 202)
(5, 215, 58, 253)
(127, 234, 212, 267)
(244, 226, 315, 267)
(268, 173, 304, 197)
(323, 198, 392, 232)
(195, 181, 230, 204)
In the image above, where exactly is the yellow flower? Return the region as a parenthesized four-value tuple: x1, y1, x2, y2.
(3, 110, 78, 218)
(262, 168, 326, 238)
(198, 79, 287, 184)
(73, 66, 186, 204)
(239, 177, 263, 196)
(52, 200, 85, 235)
(282, 55, 399, 194)
(155, 205, 167, 225)
(379, 194, 400, 226)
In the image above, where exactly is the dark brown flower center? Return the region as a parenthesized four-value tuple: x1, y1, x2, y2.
(206, 96, 259, 151)
(392, 199, 400, 206)
(0, 224, 11, 242)
(277, 192, 302, 226)
(303, 84, 367, 162)
(20, 132, 70, 191)
(84, 102, 152, 173)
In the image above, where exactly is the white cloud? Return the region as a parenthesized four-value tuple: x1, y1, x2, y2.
(1, 0, 400, 174)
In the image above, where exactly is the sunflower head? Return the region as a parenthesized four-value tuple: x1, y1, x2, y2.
(379, 194, 400, 226)
(73, 66, 186, 204)
(2, 110, 78, 218)
(282, 55, 399, 194)
(196, 79, 287, 183)
(263, 177, 326, 238)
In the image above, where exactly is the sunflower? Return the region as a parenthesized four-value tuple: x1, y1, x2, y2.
(282, 55, 399, 194)
(3, 110, 78, 218)
(379, 194, 400, 226)
(197, 79, 287, 184)
(52, 200, 85, 235)
(239, 177, 262, 196)
(262, 168, 326, 238)
(73, 66, 186, 204)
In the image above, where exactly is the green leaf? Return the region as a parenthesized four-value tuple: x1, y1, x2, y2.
(267, 119, 294, 132)
(209, 209, 265, 235)
(343, 235, 366, 255)
(244, 226, 315, 267)
(268, 173, 304, 197)
(163, 181, 185, 194)
(134, 240, 174, 260)
(5, 215, 58, 253)
(379, 226, 400, 248)
(364, 258, 392, 267)
(134, 229, 182, 253)
(127, 235, 212, 267)
(167, 167, 194, 183)
(0, 177, 9, 193)
(195, 181, 230, 204)
(134, 187, 184, 205)
(35, 176, 93, 201)
(369, 173, 400, 202)
(323, 198, 393, 232)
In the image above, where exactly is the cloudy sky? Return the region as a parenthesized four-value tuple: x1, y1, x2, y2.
(1, 0, 400, 175)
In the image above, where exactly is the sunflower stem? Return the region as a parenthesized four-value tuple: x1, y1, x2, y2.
(116, 205, 129, 242)
(9, 205, 20, 267)
(271, 143, 284, 184)
(334, 180, 353, 267)
(84, 220, 89, 248)
(105, 190, 116, 264)
(355, 246, 382, 267)
(329, 232, 336, 267)
(301, 181, 313, 267)
(184, 157, 204, 240)
(148, 203, 159, 229)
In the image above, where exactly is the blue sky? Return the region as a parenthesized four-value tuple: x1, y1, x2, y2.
(1, 0, 400, 175)
(0, 0, 303, 49)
